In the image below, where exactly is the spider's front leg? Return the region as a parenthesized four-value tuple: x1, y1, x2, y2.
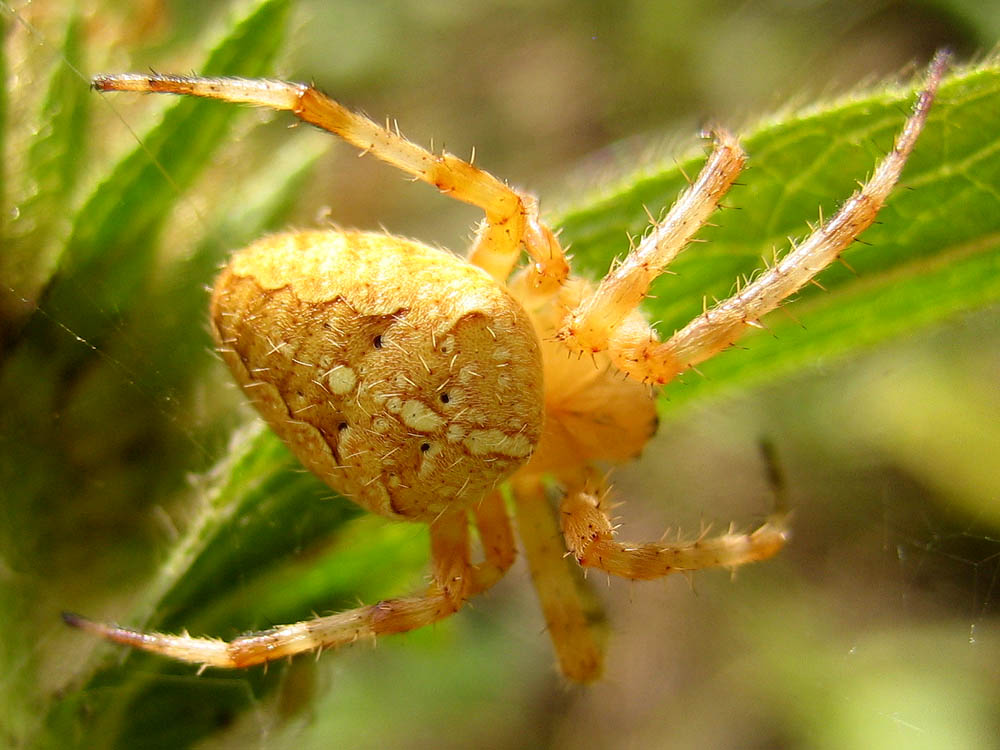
(559, 471, 788, 582)
(65, 494, 516, 669)
(558, 51, 948, 385)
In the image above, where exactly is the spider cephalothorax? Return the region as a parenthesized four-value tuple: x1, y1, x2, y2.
(66, 51, 947, 682)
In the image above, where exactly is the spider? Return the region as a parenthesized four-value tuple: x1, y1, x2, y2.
(66, 51, 947, 683)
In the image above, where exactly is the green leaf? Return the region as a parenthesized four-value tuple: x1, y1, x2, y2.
(0, 7, 87, 341)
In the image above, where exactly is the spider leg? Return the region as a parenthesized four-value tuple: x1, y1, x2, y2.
(559, 50, 948, 385)
(559, 472, 788, 581)
(91, 74, 568, 288)
(557, 130, 746, 352)
(512, 475, 606, 683)
(65, 508, 482, 669)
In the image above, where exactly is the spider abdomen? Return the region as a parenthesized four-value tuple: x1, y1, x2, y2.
(210, 230, 544, 521)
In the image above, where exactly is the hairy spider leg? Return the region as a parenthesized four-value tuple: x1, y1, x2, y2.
(65, 499, 516, 669)
(559, 470, 787, 581)
(91, 74, 569, 289)
(558, 50, 949, 385)
(558, 130, 747, 352)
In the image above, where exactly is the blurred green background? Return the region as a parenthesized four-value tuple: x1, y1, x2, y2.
(2, 0, 999, 748)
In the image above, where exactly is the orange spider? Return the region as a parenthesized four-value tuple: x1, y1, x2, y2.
(65, 51, 947, 683)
